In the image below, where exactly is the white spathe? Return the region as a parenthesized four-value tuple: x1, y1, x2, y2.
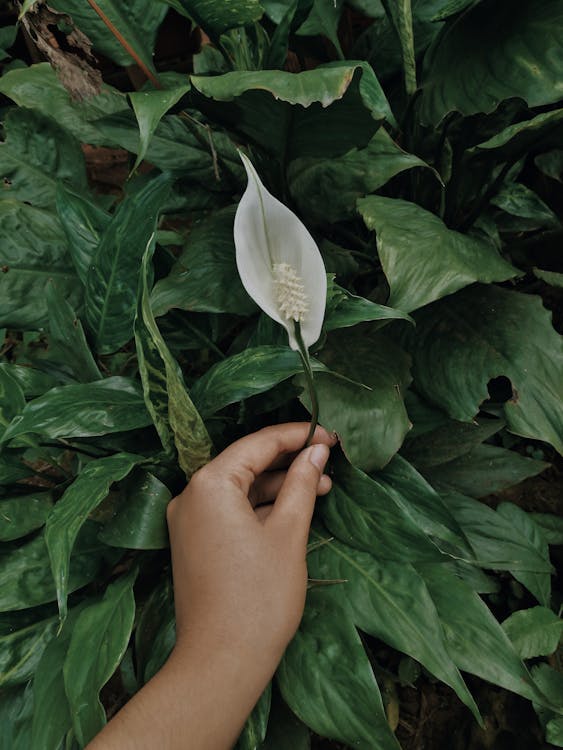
(234, 152, 327, 351)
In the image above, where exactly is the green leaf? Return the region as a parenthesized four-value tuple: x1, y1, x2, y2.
(1, 377, 151, 444)
(534, 268, 563, 289)
(0, 63, 127, 145)
(0, 365, 25, 436)
(0, 108, 88, 209)
(135, 240, 212, 478)
(0, 613, 58, 688)
(45, 453, 141, 619)
(308, 528, 480, 720)
(63, 569, 137, 746)
(151, 205, 255, 317)
(0, 684, 33, 750)
(306, 329, 411, 471)
(130, 78, 191, 170)
(56, 184, 111, 285)
(536, 149, 563, 183)
(191, 62, 395, 160)
(50, 0, 167, 72)
(425, 443, 549, 498)
(322, 454, 447, 562)
(443, 491, 553, 579)
(0, 364, 59, 399)
(162, 0, 263, 39)
(324, 281, 413, 331)
(491, 182, 559, 231)
(45, 283, 102, 383)
(289, 128, 431, 223)
(136, 579, 176, 683)
(357, 196, 517, 312)
(237, 683, 272, 750)
(98, 470, 171, 550)
(0, 522, 114, 612)
(420, 564, 553, 708)
(191, 345, 326, 418)
(85, 174, 173, 353)
(384, 0, 417, 94)
(502, 607, 563, 659)
(296, 0, 344, 57)
(0, 492, 54, 542)
(261, 692, 310, 749)
(497, 502, 553, 608)
(0, 454, 36, 486)
(277, 589, 401, 750)
(420, 0, 563, 123)
(0, 24, 17, 60)
(529, 513, 563, 546)
(406, 284, 563, 454)
(0, 200, 80, 330)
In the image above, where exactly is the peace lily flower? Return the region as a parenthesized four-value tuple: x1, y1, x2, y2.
(234, 151, 327, 444)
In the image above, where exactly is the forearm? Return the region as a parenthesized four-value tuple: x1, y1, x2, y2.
(87, 639, 275, 750)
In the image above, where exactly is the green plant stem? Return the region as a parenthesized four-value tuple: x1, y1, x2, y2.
(294, 321, 318, 448)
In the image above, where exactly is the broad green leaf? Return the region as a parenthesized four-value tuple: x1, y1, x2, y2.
(532, 664, 563, 742)
(0, 492, 53, 542)
(324, 280, 413, 331)
(191, 345, 326, 418)
(296, 0, 344, 57)
(289, 128, 430, 223)
(86, 174, 173, 353)
(0, 63, 127, 145)
(50, 0, 167, 73)
(443, 491, 553, 578)
(191, 62, 395, 160)
(162, 0, 263, 39)
(305, 329, 411, 471)
(322, 454, 447, 562)
(237, 683, 272, 750)
(497, 502, 553, 608)
(94, 111, 241, 183)
(0, 522, 114, 612)
(491, 182, 559, 231)
(0, 366, 25, 435)
(529, 513, 563, 546)
(0, 200, 80, 330)
(502, 607, 563, 660)
(0, 108, 88, 209)
(420, 0, 563, 123)
(308, 528, 480, 720)
(406, 285, 563, 454)
(421, 564, 553, 708)
(99, 470, 171, 549)
(1, 377, 151, 444)
(357, 196, 517, 312)
(536, 149, 563, 183)
(0, 24, 17, 60)
(415, 0, 479, 22)
(0, 684, 33, 750)
(0, 364, 59, 398)
(0, 454, 35, 486)
(45, 453, 141, 619)
(277, 590, 401, 750)
(401, 416, 503, 469)
(56, 184, 111, 285)
(130, 78, 191, 170)
(425, 443, 548, 498)
(135, 240, 212, 478)
(0, 613, 58, 688)
(261, 692, 310, 749)
(534, 268, 563, 289)
(151, 206, 255, 317)
(45, 283, 101, 383)
(30, 605, 87, 750)
(135, 579, 176, 683)
(63, 569, 137, 746)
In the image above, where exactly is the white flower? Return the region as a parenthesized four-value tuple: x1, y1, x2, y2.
(234, 152, 327, 351)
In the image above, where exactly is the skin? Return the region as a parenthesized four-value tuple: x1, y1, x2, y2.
(87, 422, 337, 750)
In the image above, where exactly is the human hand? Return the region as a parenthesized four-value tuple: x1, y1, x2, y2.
(166, 422, 336, 673)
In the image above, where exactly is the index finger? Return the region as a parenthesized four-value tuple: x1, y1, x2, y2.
(211, 422, 337, 492)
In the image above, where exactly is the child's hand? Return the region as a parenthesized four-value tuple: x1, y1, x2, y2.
(167, 422, 336, 672)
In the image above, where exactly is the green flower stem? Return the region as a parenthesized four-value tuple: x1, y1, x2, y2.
(294, 321, 319, 448)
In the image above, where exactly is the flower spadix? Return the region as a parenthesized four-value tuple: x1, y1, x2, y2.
(234, 152, 327, 351)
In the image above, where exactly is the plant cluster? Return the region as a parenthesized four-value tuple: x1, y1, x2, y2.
(0, 0, 562, 748)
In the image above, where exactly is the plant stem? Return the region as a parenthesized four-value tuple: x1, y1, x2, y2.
(294, 321, 318, 448)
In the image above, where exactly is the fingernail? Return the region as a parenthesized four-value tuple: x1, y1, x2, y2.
(308, 444, 329, 472)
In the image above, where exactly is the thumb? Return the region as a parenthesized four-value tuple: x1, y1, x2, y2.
(268, 443, 330, 540)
